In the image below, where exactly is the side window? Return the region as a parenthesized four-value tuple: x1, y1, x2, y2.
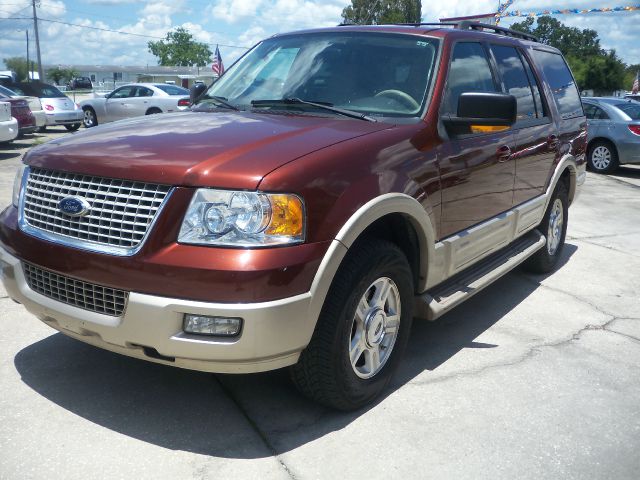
(110, 86, 134, 99)
(584, 104, 609, 120)
(443, 42, 498, 115)
(532, 50, 583, 119)
(135, 87, 153, 97)
(490, 45, 536, 121)
(520, 52, 546, 118)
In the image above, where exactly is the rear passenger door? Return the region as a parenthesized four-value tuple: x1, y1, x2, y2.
(129, 86, 154, 117)
(489, 44, 559, 205)
(583, 102, 610, 139)
(438, 42, 516, 238)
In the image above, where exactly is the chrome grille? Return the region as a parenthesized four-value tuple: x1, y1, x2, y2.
(23, 263, 128, 316)
(21, 168, 171, 254)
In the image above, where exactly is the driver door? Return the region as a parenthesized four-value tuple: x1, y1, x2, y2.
(105, 86, 135, 122)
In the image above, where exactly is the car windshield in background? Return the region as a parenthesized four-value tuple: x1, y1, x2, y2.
(201, 32, 439, 119)
(17, 83, 66, 98)
(615, 102, 640, 120)
(154, 84, 189, 95)
(0, 85, 18, 97)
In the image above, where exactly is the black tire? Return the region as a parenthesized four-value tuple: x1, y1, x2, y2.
(83, 107, 97, 128)
(587, 140, 619, 174)
(522, 180, 569, 274)
(65, 123, 81, 131)
(146, 108, 162, 115)
(290, 238, 414, 410)
(36, 126, 46, 133)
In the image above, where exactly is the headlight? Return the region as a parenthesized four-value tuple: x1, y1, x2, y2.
(12, 164, 27, 208)
(178, 189, 305, 247)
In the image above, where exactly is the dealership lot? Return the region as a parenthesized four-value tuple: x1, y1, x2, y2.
(1, 129, 639, 479)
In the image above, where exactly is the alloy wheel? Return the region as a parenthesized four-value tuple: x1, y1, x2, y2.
(349, 277, 401, 379)
(591, 145, 611, 170)
(547, 198, 564, 255)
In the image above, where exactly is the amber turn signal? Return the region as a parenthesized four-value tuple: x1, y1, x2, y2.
(266, 194, 304, 237)
(470, 125, 511, 134)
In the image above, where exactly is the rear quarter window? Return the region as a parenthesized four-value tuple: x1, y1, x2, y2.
(532, 50, 583, 119)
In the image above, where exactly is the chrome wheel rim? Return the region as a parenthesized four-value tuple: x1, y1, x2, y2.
(591, 146, 611, 170)
(349, 277, 401, 379)
(547, 198, 564, 255)
(83, 110, 94, 127)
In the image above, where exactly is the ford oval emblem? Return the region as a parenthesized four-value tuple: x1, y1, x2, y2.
(58, 196, 91, 217)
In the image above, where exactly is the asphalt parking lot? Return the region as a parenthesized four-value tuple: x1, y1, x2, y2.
(1, 128, 639, 479)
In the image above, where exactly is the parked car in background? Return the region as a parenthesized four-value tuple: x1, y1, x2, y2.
(79, 83, 190, 128)
(0, 92, 35, 136)
(0, 84, 46, 129)
(0, 101, 19, 143)
(583, 97, 640, 173)
(67, 77, 93, 90)
(7, 82, 82, 131)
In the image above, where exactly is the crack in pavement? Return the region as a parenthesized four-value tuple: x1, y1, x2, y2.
(212, 375, 299, 480)
(407, 275, 640, 387)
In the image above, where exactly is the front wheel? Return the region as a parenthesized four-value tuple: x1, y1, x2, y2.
(290, 239, 414, 410)
(65, 123, 81, 131)
(522, 180, 569, 274)
(83, 108, 97, 128)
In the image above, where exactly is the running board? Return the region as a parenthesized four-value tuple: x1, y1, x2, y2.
(415, 230, 546, 321)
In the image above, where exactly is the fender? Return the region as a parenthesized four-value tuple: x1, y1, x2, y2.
(305, 193, 437, 331)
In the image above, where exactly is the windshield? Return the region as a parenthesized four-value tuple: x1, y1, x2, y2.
(201, 32, 438, 119)
(15, 82, 66, 98)
(0, 85, 18, 97)
(154, 84, 189, 95)
(615, 102, 640, 120)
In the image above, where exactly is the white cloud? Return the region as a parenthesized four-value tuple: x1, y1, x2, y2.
(209, 0, 265, 23)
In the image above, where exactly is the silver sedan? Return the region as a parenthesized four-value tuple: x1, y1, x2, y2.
(79, 83, 191, 128)
(583, 97, 640, 173)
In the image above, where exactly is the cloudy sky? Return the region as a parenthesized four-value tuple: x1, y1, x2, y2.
(0, 0, 637, 71)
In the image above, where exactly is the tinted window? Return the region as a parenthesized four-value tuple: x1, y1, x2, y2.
(443, 42, 497, 115)
(520, 52, 546, 118)
(614, 102, 640, 120)
(491, 45, 536, 121)
(16, 82, 65, 98)
(135, 87, 154, 97)
(154, 84, 189, 95)
(110, 86, 135, 98)
(584, 104, 609, 120)
(533, 50, 582, 119)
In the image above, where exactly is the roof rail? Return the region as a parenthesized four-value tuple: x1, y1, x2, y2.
(457, 21, 539, 42)
(337, 21, 539, 43)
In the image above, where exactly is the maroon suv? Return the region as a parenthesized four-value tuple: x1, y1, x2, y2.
(0, 94, 36, 136)
(1, 23, 586, 410)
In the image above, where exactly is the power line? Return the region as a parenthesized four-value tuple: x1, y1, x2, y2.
(0, 15, 251, 49)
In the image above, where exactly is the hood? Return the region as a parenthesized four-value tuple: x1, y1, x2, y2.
(25, 111, 391, 189)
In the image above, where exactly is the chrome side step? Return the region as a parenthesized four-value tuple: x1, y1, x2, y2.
(415, 230, 546, 321)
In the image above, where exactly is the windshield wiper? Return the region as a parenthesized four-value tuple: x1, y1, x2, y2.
(199, 95, 239, 111)
(250, 98, 377, 122)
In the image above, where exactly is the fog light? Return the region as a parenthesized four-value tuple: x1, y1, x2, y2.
(183, 314, 242, 336)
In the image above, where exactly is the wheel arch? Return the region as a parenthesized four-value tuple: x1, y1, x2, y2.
(146, 106, 163, 114)
(306, 194, 436, 330)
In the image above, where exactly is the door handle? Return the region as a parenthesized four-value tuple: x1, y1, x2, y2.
(547, 135, 559, 149)
(496, 145, 511, 162)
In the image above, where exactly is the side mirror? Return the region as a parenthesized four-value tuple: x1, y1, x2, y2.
(190, 83, 207, 105)
(444, 92, 516, 135)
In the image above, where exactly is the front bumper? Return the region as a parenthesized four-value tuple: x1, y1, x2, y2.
(0, 118, 18, 142)
(45, 110, 83, 126)
(0, 245, 315, 373)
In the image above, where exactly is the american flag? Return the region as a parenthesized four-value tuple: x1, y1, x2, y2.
(212, 45, 224, 77)
(633, 71, 639, 95)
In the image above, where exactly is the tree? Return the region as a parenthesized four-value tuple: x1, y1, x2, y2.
(342, 0, 421, 25)
(148, 27, 212, 67)
(47, 67, 66, 85)
(3, 56, 38, 82)
(510, 16, 626, 92)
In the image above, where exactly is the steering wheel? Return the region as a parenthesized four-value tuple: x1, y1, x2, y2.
(374, 89, 420, 110)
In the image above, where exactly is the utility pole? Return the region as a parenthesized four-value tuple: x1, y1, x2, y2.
(32, 0, 43, 81)
(26, 30, 30, 82)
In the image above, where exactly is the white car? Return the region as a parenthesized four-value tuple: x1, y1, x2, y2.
(79, 83, 191, 128)
(0, 84, 46, 129)
(7, 82, 83, 131)
(0, 101, 19, 143)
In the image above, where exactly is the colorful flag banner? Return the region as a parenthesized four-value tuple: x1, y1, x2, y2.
(497, 4, 640, 19)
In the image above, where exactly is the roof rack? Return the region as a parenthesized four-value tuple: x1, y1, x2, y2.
(337, 21, 539, 43)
